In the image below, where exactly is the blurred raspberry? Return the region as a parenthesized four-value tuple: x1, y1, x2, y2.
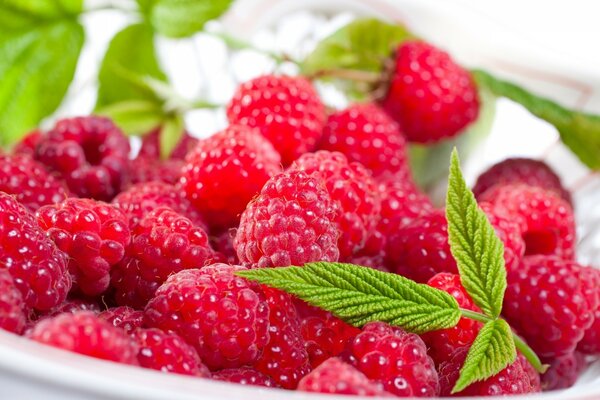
(0, 269, 27, 334)
(213, 367, 278, 387)
(129, 157, 182, 186)
(137, 128, 198, 160)
(13, 129, 43, 157)
(541, 352, 586, 391)
(211, 230, 239, 265)
(99, 306, 144, 335)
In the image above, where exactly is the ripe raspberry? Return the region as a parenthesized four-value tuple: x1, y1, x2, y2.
(137, 128, 198, 160)
(541, 352, 586, 390)
(99, 306, 144, 335)
(344, 321, 439, 397)
(134, 328, 210, 377)
(211, 231, 239, 265)
(227, 75, 326, 165)
(36, 198, 130, 296)
(381, 40, 479, 143)
(0, 192, 70, 311)
(235, 170, 340, 268)
(290, 151, 380, 259)
(112, 181, 207, 229)
(439, 348, 541, 396)
(34, 116, 130, 201)
(180, 125, 282, 230)
(0, 269, 27, 334)
(0, 154, 69, 212)
(421, 273, 482, 366)
(129, 156, 182, 186)
(14, 129, 42, 157)
(213, 367, 278, 387)
(27, 311, 138, 365)
(298, 357, 391, 396)
(319, 103, 409, 178)
(111, 207, 215, 309)
(144, 265, 270, 370)
(503, 255, 600, 358)
(386, 209, 456, 283)
(479, 184, 575, 259)
(43, 298, 102, 317)
(479, 202, 526, 272)
(577, 267, 600, 355)
(473, 158, 571, 204)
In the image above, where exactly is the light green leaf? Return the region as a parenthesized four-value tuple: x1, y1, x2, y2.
(237, 262, 461, 334)
(96, 100, 165, 135)
(149, 0, 233, 38)
(446, 149, 507, 318)
(158, 113, 184, 159)
(453, 319, 516, 393)
(472, 69, 600, 170)
(0, 0, 82, 28)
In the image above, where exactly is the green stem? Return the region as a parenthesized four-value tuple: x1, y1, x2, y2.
(459, 308, 492, 323)
(512, 333, 548, 374)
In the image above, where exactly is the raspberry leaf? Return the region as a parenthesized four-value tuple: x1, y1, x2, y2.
(446, 149, 507, 318)
(237, 262, 461, 334)
(452, 319, 516, 393)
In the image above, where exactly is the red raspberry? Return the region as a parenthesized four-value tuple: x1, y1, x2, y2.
(439, 347, 541, 396)
(381, 40, 479, 143)
(99, 306, 144, 335)
(298, 357, 391, 396)
(386, 209, 456, 283)
(43, 298, 102, 317)
(503, 255, 600, 358)
(144, 265, 270, 370)
(235, 170, 340, 268)
(111, 207, 215, 309)
(541, 352, 586, 390)
(213, 367, 278, 387)
(137, 128, 198, 160)
(180, 125, 281, 230)
(227, 75, 326, 165)
(112, 181, 206, 229)
(14, 129, 43, 157)
(319, 103, 409, 178)
(36, 198, 130, 296)
(34, 116, 130, 201)
(421, 273, 482, 366)
(290, 151, 380, 259)
(479, 202, 526, 272)
(473, 158, 571, 204)
(0, 192, 70, 311)
(0, 269, 27, 334)
(134, 328, 210, 377)
(0, 154, 69, 212)
(129, 156, 182, 186)
(479, 184, 575, 259)
(211, 230, 239, 265)
(344, 321, 439, 397)
(27, 311, 138, 365)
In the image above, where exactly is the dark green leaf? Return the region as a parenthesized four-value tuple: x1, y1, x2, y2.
(237, 262, 461, 334)
(149, 0, 233, 38)
(96, 100, 165, 135)
(158, 113, 184, 159)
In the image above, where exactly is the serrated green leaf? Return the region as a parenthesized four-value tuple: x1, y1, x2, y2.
(453, 319, 516, 393)
(96, 100, 165, 135)
(149, 0, 233, 38)
(237, 262, 461, 334)
(472, 69, 600, 170)
(159, 113, 184, 159)
(446, 149, 507, 318)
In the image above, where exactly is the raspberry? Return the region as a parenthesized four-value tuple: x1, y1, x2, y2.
(129, 156, 182, 186)
(290, 151, 380, 259)
(381, 40, 479, 143)
(0, 269, 27, 334)
(14, 129, 43, 157)
(503, 255, 600, 358)
(211, 230, 239, 265)
(0, 192, 70, 311)
(479, 202, 526, 272)
(473, 158, 571, 204)
(27, 311, 138, 365)
(421, 273, 482, 366)
(386, 209, 456, 283)
(34, 116, 130, 201)
(344, 321, 439, 397)
(213, 367, 278, 387)
(137, 128, 198, 160)
(319, 103, 409, 178)
(112, 181, 206, 229)
(479, 184, 575, 259)
(43, 298, 102, 317)
(235, 170, 340, 268)
(36, 198, 130, 296)
(253, 287, 310, 389)
(541, 352, 586, 390)
(227, 75, 326, 165)
(134, 328, 210, 377)
(111, 207, 215, 309)
(180, 125, 282, 230)
(298, 357, 391, 396)
(438, 348, 541, 396)
(144, 265, 270, 370)
(99, 306, 144, 335)
(579, 310, 600, 354)
(0, 154, 69, 212)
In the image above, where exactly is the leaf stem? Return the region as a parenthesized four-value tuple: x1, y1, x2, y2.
(307, 68, 381, 83)
(512, 332, 548, 374)
(459, 308, 492, 323)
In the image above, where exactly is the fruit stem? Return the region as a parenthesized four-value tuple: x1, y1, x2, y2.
(512, 332, 549, 374)
(459, 308, 492, 323)
(308, 68, 381, 83)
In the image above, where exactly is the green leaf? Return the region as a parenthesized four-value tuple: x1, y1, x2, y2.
(158, 113, 184, 159)
(0, 0, 84, 145)
(446, 149, 507, 318)
(148, 0, 233, 38)
(472, 69, 600, 170)
(237, 262, 461, 334)
(453, 319, 516, 393)
(96, 100, 165, 135)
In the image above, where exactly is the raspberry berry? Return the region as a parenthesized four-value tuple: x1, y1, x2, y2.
(479, 202, 526, 272)
(129, 156, 183, 186)
(541, 352, 586, 390)
(213, 367, 278, 387)
(137, 128, 198, 161)
(14, 129, 43, 157)
(227, 75, 326, 165)
(0, 269, 27, 334)
(99, 306, 144, 335)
